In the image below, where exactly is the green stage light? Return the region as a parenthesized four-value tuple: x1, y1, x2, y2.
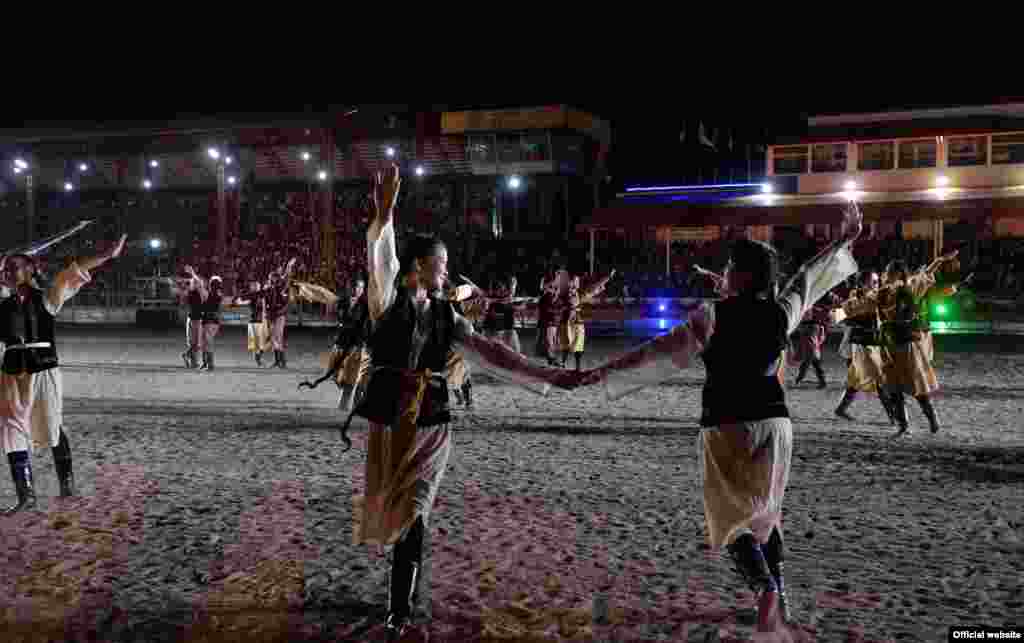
(935, 303, 948, 316)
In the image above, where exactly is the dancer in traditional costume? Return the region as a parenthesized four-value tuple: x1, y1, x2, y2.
(236, 280, 270, 367)
(535, 273, 560, 366)
(578, 205, 863, 634)
(481, 276, 527, 355)
(0, 235, 127, 513)
(833, 271, 896, 423)
(180, 267, 206, 369)
(265, 258, 297, 369)
(557, 270, 615, 371)
(357, 164, 572, 640)
(198, 276, 223, 371)
(789, 302, 833, 389)
(841, 250, 958, 436)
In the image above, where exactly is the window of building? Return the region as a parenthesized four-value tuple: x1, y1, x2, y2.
(948, 136, 987, 167)
(772, 146, 808, 174)
(898, 139, 937, 168)
(498, 134, 522, 163)
(991, 133, 1024, 165)
(467, 134, 495, 163)
(522, 133, 549, 161)
(858, 142, 895, 171)
(811, 143, 847, 173)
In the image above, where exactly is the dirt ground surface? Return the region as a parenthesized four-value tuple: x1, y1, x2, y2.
(1, 325, 1022, 642)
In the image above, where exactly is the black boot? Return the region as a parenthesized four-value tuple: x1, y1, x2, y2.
(726, 533, 777, 596)
(574, 352, 583, 372)
(877, 387, 896, 426)
(272, 350, 282, 368)
(762, 527, 790, 623)
(198, 351, 211, 371)
(182, 348, 198, 369)
(52, 430, 76, 497)
(890, 390, 910, 436)
(452, 387, 464, 406)
(462, 380, 473, 410)
(3, 451, 36, 515)
(561, 351, 569, 368)
(254, 351, 263, 367)
(835, 388, 857, 421)
(916, 395, 940, 433)
(278, 351, 287, 369)
(206, 352, 215, 372)
(812, 359, 827, 389)
(386, 518, 424, 641)
(794, 360, 810, 386)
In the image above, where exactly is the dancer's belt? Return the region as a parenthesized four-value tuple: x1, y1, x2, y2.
(5, 342, 52, 350)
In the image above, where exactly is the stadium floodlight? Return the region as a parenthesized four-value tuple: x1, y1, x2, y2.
(415, 166, 425, 176)
(317, 170, 328, 181)
(14, 159, 28, 169)
(207, 147, 220, 160)
(761, 183, 773, 193)
(227, 176, 237, 185)
(385, 147, 395, 158)
(142, 179, 153, 189)
(150, 238, 162, 250)
(507, 175, 522, 189)
(79, 163, 88, 172)
(150, 160, 159, 168)
(13, 167, 22, 175)
(225, 156, 233, 165)
(935, 175, 950, 187)
(301, 151, 311, 162)
(64, 182, 73, 192)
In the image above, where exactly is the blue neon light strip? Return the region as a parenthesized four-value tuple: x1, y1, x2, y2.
(625, 182, 767, 192)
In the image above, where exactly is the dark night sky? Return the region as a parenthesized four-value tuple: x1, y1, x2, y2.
(5, 95, 1022, 187)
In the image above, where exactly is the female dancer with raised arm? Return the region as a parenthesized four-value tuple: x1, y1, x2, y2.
(557, 270, 615, 371)
(235, 279, 270, 367)
(358, 164, 573, 640)
(578, 205, 863, 635)
(833, 271, 896, 423)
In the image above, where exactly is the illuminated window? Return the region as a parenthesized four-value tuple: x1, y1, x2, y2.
(858, 142, 895, 170)
(467, 135, 495, 163)
(772, 146, 808, 174)
(522, 133, 549, 161)
(811, 143, 848, 173)
(898, 139, 937, 168)
(991, 133, 1024, 165)
(948, 136, 987, 167)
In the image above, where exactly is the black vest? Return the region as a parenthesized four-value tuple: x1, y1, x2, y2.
(485, 302, 515, 331)
(202, 291, 221, 323)
(248, 294, 263, 323)
(0, 288, 59, 374)
(882, 286, 924, 345)
(845, 312, 881, 346)
(369, 288, 455, 372)
(187, 290, 204, 319)
(700, 294, 789, 426)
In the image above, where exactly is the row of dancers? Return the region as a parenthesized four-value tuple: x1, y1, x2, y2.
(3, 161, 952, 638)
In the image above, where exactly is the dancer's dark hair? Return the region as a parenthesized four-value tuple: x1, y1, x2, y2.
(398, 234, 446, 278)
(729, 239, 778, 297)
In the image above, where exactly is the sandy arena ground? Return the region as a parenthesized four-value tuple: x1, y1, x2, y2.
(1, 325, 1022, 642)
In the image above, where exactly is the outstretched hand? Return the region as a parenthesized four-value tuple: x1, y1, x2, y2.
(371, 163, 401, 216)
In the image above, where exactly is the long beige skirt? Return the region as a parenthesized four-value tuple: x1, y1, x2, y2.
(847, 344, 886, 392)
(1, 368, 64, 455)
(883, 337, 939, 396)
(700, 417, 793, 549)
(247, 321, 272, 353)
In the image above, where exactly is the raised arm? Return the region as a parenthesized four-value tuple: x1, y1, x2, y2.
(579, 269, 616, 302)
(367, 164, 402, 323)
(45, 234, 127, 315)
(776, 204, 862, 335)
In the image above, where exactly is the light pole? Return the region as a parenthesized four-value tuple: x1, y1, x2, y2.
(12, 159, 33, 245)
